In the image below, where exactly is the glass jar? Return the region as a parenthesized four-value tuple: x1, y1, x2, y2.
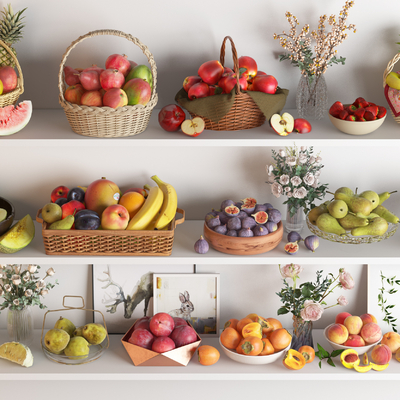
(291, 315, 313, 351)
(296, 74, 328, 120)
(285, 204, 304, 233)
(7, 306, 34, 346)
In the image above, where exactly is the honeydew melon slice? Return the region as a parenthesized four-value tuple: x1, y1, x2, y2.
(0, 342, 33, 367)
(0, 214, 35, 253)
(0, 100, 32, 136)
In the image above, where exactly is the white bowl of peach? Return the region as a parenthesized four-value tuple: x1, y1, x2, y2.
(324, 312, 382, 355)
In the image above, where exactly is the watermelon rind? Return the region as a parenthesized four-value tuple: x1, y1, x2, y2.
(0, 100, 32, 136)
(0, 214, 35, 253)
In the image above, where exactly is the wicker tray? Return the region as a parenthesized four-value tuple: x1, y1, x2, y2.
(383, 53, 400, 124)
(36, 208, 185, 256)
(0, 39, 24, 107)
(58, 29, 158, 138)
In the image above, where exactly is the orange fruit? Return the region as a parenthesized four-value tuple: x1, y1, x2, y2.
(119, 191, 145, 219)
(265, 317, 283, 331)
(236, 338, 246, 354)
(236, 317, 253, 334)
(260, 338, 275, 356)
(298, 345, 315, 363)
(197, 345, 220, 366)
(241, 336, 263, 356)
(269, 328, 292, 352)
(224, 318, 239, 331)
(246, 313, 259, 322)
(242, 322, 263, 339)
(220, 327, 242, 350)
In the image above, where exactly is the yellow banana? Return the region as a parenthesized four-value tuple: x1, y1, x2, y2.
(150, 175, 178, 230)
(126, 185, 164, 230)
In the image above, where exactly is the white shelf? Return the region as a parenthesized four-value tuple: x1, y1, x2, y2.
(1, 220, 399, 265)
(0, 329, 398, 381)
(1, 109, 400, 147)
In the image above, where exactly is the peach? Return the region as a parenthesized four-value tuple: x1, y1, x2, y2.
(396, 348, 400, 362)
(344, 315, 363, 335)
(343, 334, 365, 347)
(371, 344, 392, 365)
(360, 313, 377, 326)
(326, 323, 349, 345)
(360, 322, 382, 344)
(335, 312, 352, 325)
(381, 331, 400, 354)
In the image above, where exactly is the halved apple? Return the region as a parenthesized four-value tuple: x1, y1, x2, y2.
(181, 117, 205, 137)
(270, 112, 294, 136)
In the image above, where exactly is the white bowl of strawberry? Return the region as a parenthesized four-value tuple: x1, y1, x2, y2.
(328, 97, 387, 135)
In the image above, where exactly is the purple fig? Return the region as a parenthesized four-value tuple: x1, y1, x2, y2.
(214, 224, 228, 235)
(227, 216, 241, 231)
(287, 231, 303, 243)
(207, 215, 220, 229)
(265, 221, 278, 233)
(224, 205, 240, 217)
(194, 235, 209, 254)
(238, 227, 254, 237)
(253, 225, 269, 236)
(241, 216, 257, 229)
(267, 208, 282, 223)
(284, 242, 299, 255)
(254, 204, 268, 212)
(304, 235, 319, 252)
(226, 229, 238, 237)
(237, 210, 248, 220)
(215, 211, 229, 225)
(264, 203, 274, 210)
(220, 199, 235, 210)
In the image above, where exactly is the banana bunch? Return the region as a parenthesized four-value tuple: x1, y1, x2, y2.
(126, 175, 178, 231)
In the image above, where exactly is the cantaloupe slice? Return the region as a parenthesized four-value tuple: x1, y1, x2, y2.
(0, 214, 35, 253)
(0, 342, 33, 367)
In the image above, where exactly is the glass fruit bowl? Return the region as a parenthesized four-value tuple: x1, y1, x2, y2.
(306, 216, 399, 244)
(41, 296, 109, 365)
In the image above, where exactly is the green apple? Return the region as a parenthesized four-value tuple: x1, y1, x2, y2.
(42, 202, 62, 224)
(125, 64, 153, 89)
(386, 72, 400, 90)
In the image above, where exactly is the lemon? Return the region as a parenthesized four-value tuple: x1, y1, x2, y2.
(0, 342, 33, 367)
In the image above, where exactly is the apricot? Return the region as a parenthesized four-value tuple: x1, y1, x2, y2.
(335, 311, 352, 325)
(360, 313, 377, 326)
(326, 323, 349, 345)
(343, 315, 363, 335)
(343, 334, 365, 347)
(371, 344, 392, 365)
(360, 322, 382, 344)
(381, 331, 400, 353)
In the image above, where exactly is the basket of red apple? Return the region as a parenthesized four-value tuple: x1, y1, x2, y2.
(122, 313, 202, 366)
(0, 39, 24, 108)
(175, 36, 289, 131)
(58, 29, 158, 138)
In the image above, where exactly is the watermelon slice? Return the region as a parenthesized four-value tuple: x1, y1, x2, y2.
(0, 214, 35, 253)
(0, 100, 32, 136)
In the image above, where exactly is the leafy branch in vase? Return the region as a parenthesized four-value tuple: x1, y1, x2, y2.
(378, 270, 400, 332)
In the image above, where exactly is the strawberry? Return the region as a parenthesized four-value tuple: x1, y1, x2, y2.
(367, 102, 377, 107)
(354, 108, 365, 119)
(352, 97, 367, 108)
(345, 115, 356, 121)
(345, 104, 357, 114)
(365, 105, 379, 117)
(377, 106, 387, 119)
(364, 110, 376, 121)
(338, 109, 349, 120)
(329, 101, 344, 117)
(359, 100, 370, 108)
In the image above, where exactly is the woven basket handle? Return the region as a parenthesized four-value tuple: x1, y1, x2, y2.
(36, 208, 44, 224)
(0, 39, 24, 90)
(58, 29, 157, 103)
(383, 53, 400, 88)
(174, 208, 185, 228)
(220, 36, 241, 95)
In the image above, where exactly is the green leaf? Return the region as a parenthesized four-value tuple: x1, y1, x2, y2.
(316, 343, 329, 358)
(331, 349, 345, 358)
(319, 360, 322, 369)
(327, 358, 336, 367)
(277, 307, 290, 315)
(301, 286, 312, 298)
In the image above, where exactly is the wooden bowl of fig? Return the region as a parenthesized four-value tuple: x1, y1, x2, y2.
(203, 221, 283, 255)
(0, 197, 15, 236)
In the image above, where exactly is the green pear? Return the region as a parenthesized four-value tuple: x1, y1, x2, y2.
(316, 213, 346, 235)
(308, 202, 330, 225)
(373, 205, 399, 224)
(82, 323, 107, 345)
(335, 187, 354, 197)
(386, 71, 400, 90)
(54, 316, 76, 337)
(44, 328, 70, 354)
(351, 217, 389, 237)
(378, 191, 397, 205)
(359, 190, 380, 210)
(338, 213, 369, 230)
(42, 203, 62, 224)
(73, 326, 84, 337)
(328, 199, 348, 219)
(335, 192, 373, 216)
(63, 336, 90, 360)
(48, 215, 74, 230)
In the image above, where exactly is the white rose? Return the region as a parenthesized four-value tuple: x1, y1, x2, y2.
(279, 149, 286, 157)
(287, 192, 293, 198)
(46, 268, 55, 276)
(316, 156, 322, 163)
(303, 172, 315, 186)
(13, 265, 21, 274)
(286, 156, 297, 166)
(27, 264, 37, 273)
(314, 170, 321, 177)
(4, 284, 11, 292)
(298, 153, 308, 164)
(23, 273, 30, 282)
(25, 289, 33, 297)
(293, 187, 307, 199)
(309, 156, 316, 164)
(271, 182, 283, 198)
(312, 179, 319, 188)
(40, 289, 49, 296)
(11, 275, 21, 285)
(300, 146, 307, 152)
(291, 176, 302, 187)
(284, 186, 291, 192)
(36, 280, 46, 289)
(279, 174, 290, 185)
(13, 299, 20, 306)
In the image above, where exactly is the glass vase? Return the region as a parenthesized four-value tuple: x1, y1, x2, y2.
(291, 315, 313, 351)
(285, 204, 304, 233)
(296, 74, 328, 120)
(7, 306, 34, 346)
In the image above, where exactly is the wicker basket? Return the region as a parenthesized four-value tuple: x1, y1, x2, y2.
(0, 39, 24, 107)
(36, 208, 185, 256)
(383, 53, 400, 124)
(58, 29, 158, 138)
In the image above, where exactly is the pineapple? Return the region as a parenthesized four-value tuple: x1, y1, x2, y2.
(0, 4, 27, 67)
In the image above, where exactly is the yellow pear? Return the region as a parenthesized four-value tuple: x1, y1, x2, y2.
(308, 202, 330, 225)
(63, 336, 90, 360)
(316, 213, 346, 236)
(82, 323, 107, 345)
(44, 328, 70, 354)
(351, 217, 389, 236)
(338, 213, 368, 230)
(54, 316, 76, 337)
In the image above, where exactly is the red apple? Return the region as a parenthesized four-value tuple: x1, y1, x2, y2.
(100, 69, 125, 91)
(81, 90, 103, 107)
(51, 186, 69, 203)
(61, 200, 85, 219)
(0, 66, 17, 93)
(128, 328, 154, 349)
(78, 70, 101, 91)
(188, 82, 210, 100)
(105, 54, 132, 77)
(123, 78, 152, 106)
(183, 75, 202, 92)
(198, 60, 224, 85)
(152, 336, 176, 353)
(101, 204, 129, 230)
(181, 117, 205, 137)
(158, 104, 186, 132)
(218, 72, 247, 94)
(64, 84, 85, 105)
(223, 67, 233, 74)
(103, 88, 128, 109)
(270, 112, 294, 136)
(149, 312, 175, 337)
(238, 56, 257, 80)
(84, 177, 120, 216)
(252, 74, 278, 94)
(170, 325, 198, 348)
(173, 317, 188, 327)
(293, 118, 312, 134)
(124, 187, 148, 198)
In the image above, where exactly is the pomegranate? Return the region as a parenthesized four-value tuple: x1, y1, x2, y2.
(105, 54, 132, 77)
(78, 70, 101, 91)
(100, 69, 125, 91)
(0, 66, 18, 93)
(64, 66, 80, 86)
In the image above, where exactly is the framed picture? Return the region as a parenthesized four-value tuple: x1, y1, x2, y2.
(92, 264, 194, 334)
(153, 273, 220, 336)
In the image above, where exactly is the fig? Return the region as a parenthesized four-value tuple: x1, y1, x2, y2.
(254, 204, 268, 212)
(253, 225, 269, 236)
(268, 208, 282, 223)
(207, 215, 221, 229)
(265, 221, 278, 233)
(214, 224, 228, 235)
(238, 211, 248, 220)
(215, 211, 229, 225)
(241, 203, 256, 214)
(304, 235, 319, 252)
(241, 216, 257, 229)
(205, 211, 217, 222)
(220, 199, 235, 210)
(264, 203, 274, 210)
(194, 235, 209, 254)
(284, 242, 299, 255)
(235, 201, 244, 209)
(238, 227, 254, 237)
(224, 205, 240, 217)
(252, 211, 268, 224)
(287, 231, 303, 243)
(227, 216, 241, 231)
(226, 229, 238, 237)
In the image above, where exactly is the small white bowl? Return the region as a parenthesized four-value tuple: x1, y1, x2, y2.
(219, 337, 291, 365)
(323, 324, 382, 355)
(328, 112, 386, 136)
